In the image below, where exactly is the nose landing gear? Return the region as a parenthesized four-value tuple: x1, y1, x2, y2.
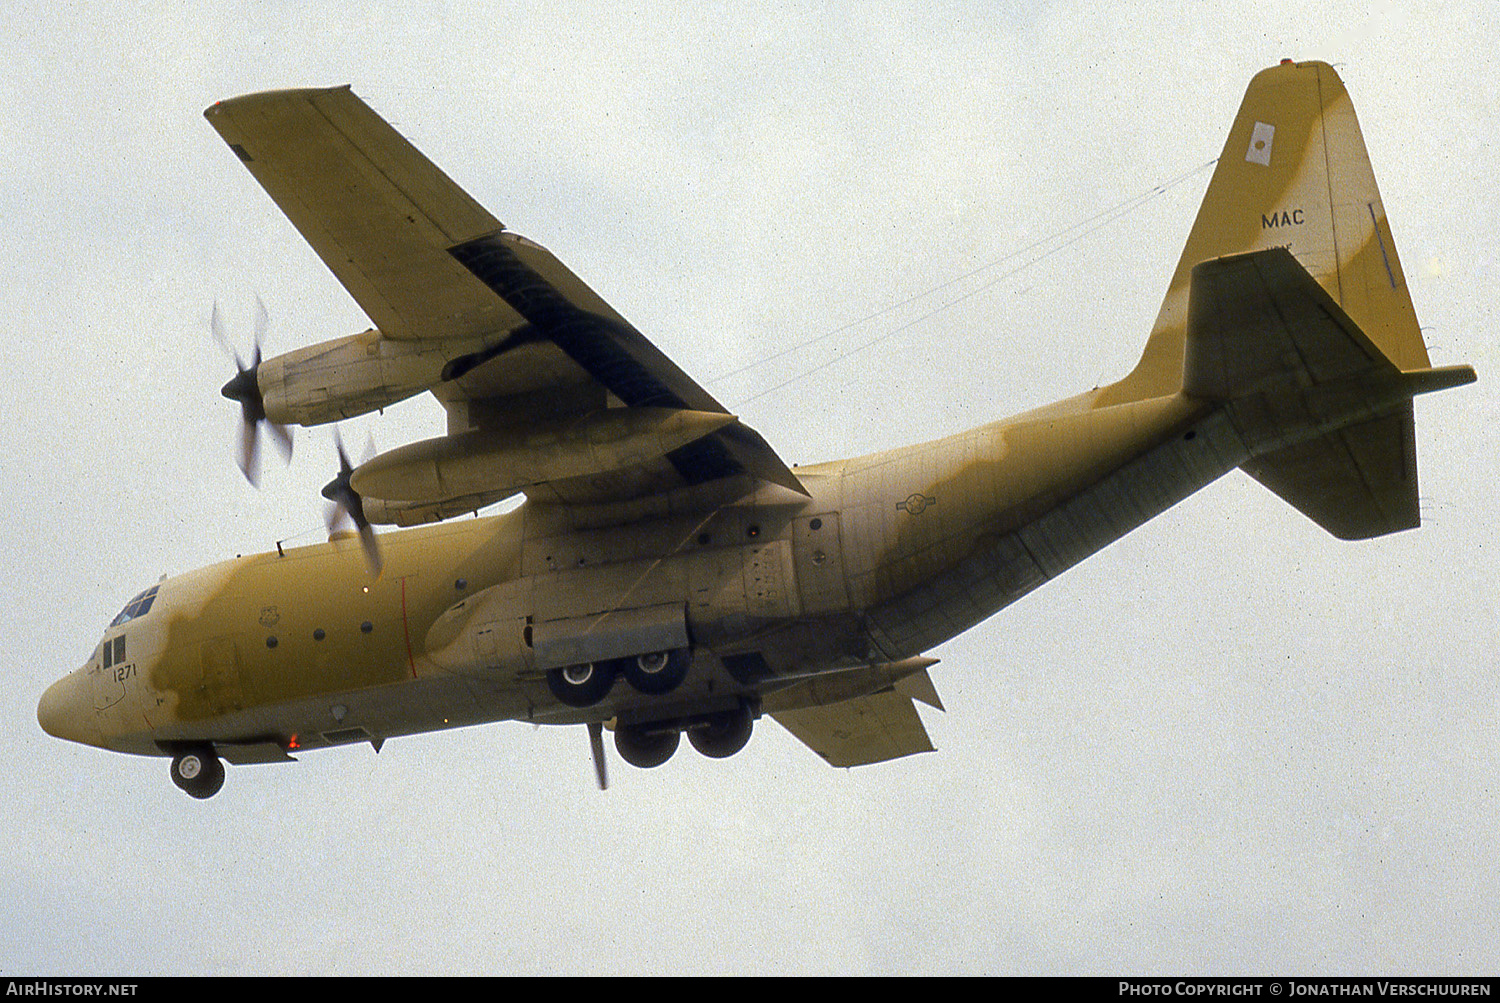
(169, 745, 225, 799)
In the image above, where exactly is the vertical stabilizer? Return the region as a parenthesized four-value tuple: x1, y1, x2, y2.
(1101, 60, 1430, 406)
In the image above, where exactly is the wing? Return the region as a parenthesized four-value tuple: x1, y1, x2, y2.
(772, 671, 943, 768)
(206, 87, 804, 510)
(204, 87, 514, 344)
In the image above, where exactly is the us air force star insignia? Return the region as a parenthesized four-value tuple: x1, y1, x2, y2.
(898, 493, 936, 515)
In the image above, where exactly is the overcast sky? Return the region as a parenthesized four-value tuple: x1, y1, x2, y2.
(3, 1, 1497, 976)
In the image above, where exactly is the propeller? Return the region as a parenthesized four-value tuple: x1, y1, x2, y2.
(321, 427, 383, 578)
(214, 298, 293, 485)
(587, 722, 609, 790)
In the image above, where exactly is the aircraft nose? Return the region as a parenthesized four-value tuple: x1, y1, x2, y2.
(38, 670, 100, 747)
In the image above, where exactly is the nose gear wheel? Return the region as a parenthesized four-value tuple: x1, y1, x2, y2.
(170, 746, 226, 799)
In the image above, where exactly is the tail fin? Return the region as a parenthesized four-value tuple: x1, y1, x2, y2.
(1103, 60, 1475, 538)
(1103, 59, 1433, 405)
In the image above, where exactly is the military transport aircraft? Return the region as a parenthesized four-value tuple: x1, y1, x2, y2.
(39, 60, 1474, 798)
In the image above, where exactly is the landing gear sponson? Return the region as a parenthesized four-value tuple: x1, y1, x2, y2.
(162, 647, 713, 797)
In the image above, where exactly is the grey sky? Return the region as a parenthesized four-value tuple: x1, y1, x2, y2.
(3, 1, 1496, 975)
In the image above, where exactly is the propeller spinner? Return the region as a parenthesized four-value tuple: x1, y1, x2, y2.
(213, 299, 293, 485)
(321, 429, 383, 578)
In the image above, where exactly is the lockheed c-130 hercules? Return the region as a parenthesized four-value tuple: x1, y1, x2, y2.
(39, 60, 1474, 797)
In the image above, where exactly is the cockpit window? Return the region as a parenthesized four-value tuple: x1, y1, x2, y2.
(109, 585, 159, 628)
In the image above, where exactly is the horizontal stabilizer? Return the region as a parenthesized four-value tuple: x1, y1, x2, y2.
(772, 670, 942, 767)
(1241, 406, 1418, 540)
(1184, 246, 1393, 400)
(1185, 248, 1474, 539)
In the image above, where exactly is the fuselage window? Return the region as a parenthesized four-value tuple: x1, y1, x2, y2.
(109, 585, 159, 628)
(102, 635, 125, 668)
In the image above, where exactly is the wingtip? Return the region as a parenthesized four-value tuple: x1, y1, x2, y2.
(204, 84, 356, 120)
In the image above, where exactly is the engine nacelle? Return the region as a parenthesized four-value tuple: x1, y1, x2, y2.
(258, 329, 492, 427)
(361, 490, 519, 528)
(352, 408, 739, 503)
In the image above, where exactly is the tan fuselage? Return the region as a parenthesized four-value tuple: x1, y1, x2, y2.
(54, 386, 1222, 760)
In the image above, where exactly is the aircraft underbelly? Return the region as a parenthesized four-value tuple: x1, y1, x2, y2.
(141, 672, 535, 752)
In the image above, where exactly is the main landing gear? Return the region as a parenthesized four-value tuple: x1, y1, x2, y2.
(546, 661, 616, 708)
(622, 649, 689, 695)
(685, 707, 754, 759)
(546, 649, 691, 707)
(169, 745, 225, 799)
(614, 724, 680, 768)
(547, 648, 755, 782)
(613, 703, 755, 770)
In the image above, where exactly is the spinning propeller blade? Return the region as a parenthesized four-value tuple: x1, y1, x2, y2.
(321, 427, 383, 577)
(587, 722, 609, 791)
(214, 298, 293, 485)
